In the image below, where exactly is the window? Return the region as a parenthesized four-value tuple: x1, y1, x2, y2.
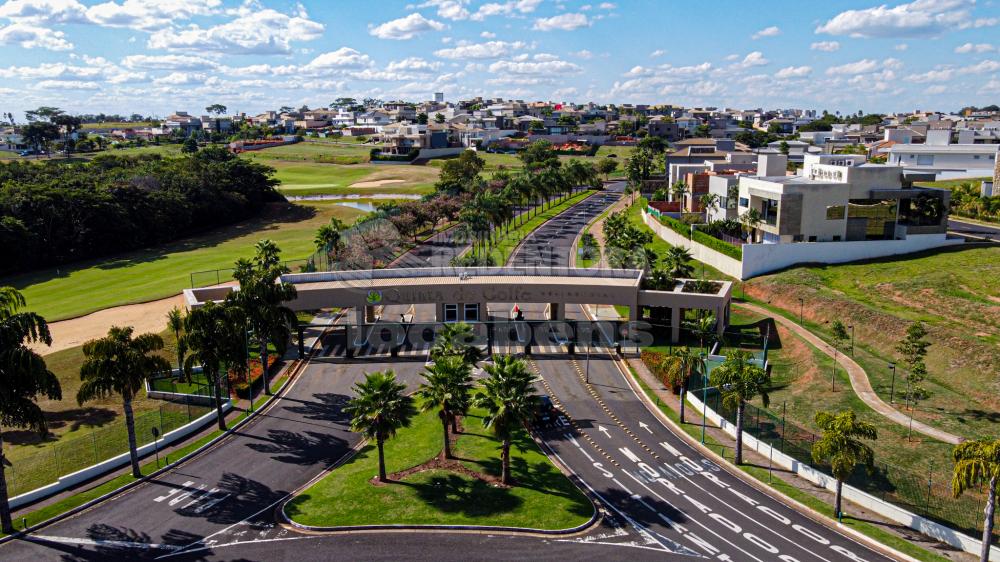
(792, 234, 804, 242)
(826, 205, 846, 220)
(808, 235, 817, 242)
(916, 154, 934, 166)
(738, 197, 749, 207)
(974, 155, 981, 159)
(464, 303, 479, 322)
(832, 235, 842, 241)
(444, 304, 458, 322)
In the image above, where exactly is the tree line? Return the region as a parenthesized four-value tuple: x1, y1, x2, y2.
(0, 147, 282, 274)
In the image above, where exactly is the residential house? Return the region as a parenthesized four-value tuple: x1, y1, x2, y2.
(886, 130, 999, 179)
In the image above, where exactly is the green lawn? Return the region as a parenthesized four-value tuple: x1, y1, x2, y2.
(80, 121, 157, 130)
(2, 203, 364, 321)
(485, 190, 595, 265)
(242, 141, 372, 165)
(624, 200, 733, 281)
(284, 407, 593, 529)
(914, 177, 991, 189)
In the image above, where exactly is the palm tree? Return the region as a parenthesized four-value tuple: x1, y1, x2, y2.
(183, 301, 244, 431)
(739, 208, 762, 243)
(951, 438, 1000, 562)
(670, 181, 689, 208)
(78, 327, 172, 478)
(431, 322, 483, 365)
(314, 217, 347, 262)
(475, 355, 538, 485)
(663, 246, 694, 278)
(688, 313, 717, 351)
(810, 410, 878, 520)
(0, 287, 61, 533)
(699, 193, 720, 221)
(232, 241, 298, 396)
(417, 355, 473, 459)
(344, 370, 416, 482)
(709, 350, 769, 465)
(665, 347, 703, 423)
(166, 306, 186, 373)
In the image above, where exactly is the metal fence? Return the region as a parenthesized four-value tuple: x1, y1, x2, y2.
(189, 254, 323, 288)
(696, 389, 999, 545)
(5, 401, 212, 498)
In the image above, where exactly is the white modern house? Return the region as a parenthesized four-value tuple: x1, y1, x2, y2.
(886, 129, 999, 179)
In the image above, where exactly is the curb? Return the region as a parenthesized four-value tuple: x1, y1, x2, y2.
(0, 316, 335, 545)
(611, 353, 922, 562)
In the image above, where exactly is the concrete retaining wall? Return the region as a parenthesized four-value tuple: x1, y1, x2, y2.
(642, 210, 744, 279)
(9, 400, 232, 509)
(684, 392, 1000, 559)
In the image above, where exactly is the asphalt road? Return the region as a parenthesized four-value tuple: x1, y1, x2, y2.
(0, 183, 894, 560)
(948, 218, 1000, 241)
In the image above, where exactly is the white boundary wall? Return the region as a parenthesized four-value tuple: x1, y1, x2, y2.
(9, 400, 233, 509)
(641, 211, 743, 278)
(685, 392, 1000, 559)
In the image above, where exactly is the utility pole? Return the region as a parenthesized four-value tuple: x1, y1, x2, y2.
(888, 363, 896, 404)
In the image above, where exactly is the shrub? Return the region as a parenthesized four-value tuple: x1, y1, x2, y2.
(654, 213, 743, 260)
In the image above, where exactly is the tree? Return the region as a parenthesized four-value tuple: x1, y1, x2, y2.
(205, 104, 227, 116)
(895, 322, 930, 401)
(314, 217, 347, 261)
(811, 410, 877, 519)
(21, 121, 60, 154)
(344, 370, 416, 482)
(597, 158, 618, 181)
(709, 350, 769, 465)
(430, 321, 483, 365)
(78, 327, 171, 478)
(831, 320, 850, 350)
(670, 180, 688, 207)
(166, 306, 187, 373)
(183, 301, 244, 431)
(0, 287, 61, 533)
(699, 193, 720, 221)
(625, 146, 655, 196)
(952, 438, 1000, 562)
(665, 347, 703, 423)
(694, 124, 712, 138)
(779, 140, 790, 155)
(520, 140, 560, 170)
(418, 355, 473, 459)
(434, 113, 446, 124)
(687, 313, 716, 351)
(739, 208, 762, 242)
(663, 246, 694, 279)
(416, 112, 429, 125)
(436, 150, 486, 196)
(231, 240, 298, 396)
(475, 355, 537, 485)
(181, 137, 199, 154)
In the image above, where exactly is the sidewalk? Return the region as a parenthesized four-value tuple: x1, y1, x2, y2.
(736, 301, 964, 446)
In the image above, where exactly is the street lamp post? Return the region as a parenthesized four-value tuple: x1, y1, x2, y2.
(848, 325, 855, 356)
(798, 298, 804, 326)
(888, 363, 896, 404)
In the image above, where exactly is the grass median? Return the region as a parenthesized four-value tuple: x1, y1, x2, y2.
(284, 407, 593, 529)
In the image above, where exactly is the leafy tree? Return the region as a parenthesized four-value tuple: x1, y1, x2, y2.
(205, 104, 227, 116)
(670, 180, 688, 206)
(739, 208, 762, 242)
(21, 121, 60, 153)
(314, 217, 347, 260)
(183, 301, 244, 431)
(687, 313, 716, 351)
(637, 135, 666, 153)
(0, 287, 61, 533)
(694, 124, 712, 138)
(709, 350, 769, 464)
(779, 140, 790, 155)
(831, 320, 850, 350)
(78, 327, 171, 478)
(699, 193, 720, 221)
(181, 137, 199, 154)
(520, 140, 560, 170)
(431, 322, 483, 365)
(811, 410, 877, 519)
(231, 240, 297, 396)
(597, 158, 618, 181)
(435, 113, 445, 124)
(951, 438, 1000, 562)
(418, 355, 473, 459)
(166, 306, 187, 373)
(435, 150, 486, 196)
(344, 370, 416, 482)
(625, 146, 655, 196)
(416, 112, 428, 125)
(475, 355, 538, 485)
(895, 322, 930, 400)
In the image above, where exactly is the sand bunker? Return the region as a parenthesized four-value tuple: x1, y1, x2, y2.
(349, 179, 407, 188)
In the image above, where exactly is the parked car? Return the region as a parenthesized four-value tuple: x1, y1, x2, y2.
(534, 395, 559, 428)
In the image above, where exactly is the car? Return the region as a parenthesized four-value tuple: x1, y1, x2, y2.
(18, 149, 36, 156)
(534, 395, 559, 428)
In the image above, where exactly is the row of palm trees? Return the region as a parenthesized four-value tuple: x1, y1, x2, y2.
(456, 159, 600, 263)
(346, 323, 538, 486)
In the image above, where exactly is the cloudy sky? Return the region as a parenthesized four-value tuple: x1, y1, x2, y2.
(0, 0, 998, 118)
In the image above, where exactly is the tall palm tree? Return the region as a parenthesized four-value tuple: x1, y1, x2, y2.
(78, 327, 171, 478)
(709, 350, 769, 465)
(344, 370, 416, 482)
(314, 217, 347, 263)
(688, 313, 717, 351)
(663, 246, 694, 278)
(232, 241, 298, 396)
(166, 306, 186, 373)
(665, 347, 703, 423)
(810, 410, 878, 520)
(431, 322, 483, 365)
(952, 438, 1000, 562)
(417, 355, 473, 459)
(0, 287, 61, 533)
(475, 355, 537, 485)
(184, 301, 244, 431)
(739, 208, 762, 243)
(699, 193, 720, 221)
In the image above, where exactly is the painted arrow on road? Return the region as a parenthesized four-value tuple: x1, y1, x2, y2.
(638, 422, 653, 434)
(598, 425, 611, 438)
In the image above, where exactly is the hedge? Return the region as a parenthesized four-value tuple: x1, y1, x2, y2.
(650, 207, 743, 261)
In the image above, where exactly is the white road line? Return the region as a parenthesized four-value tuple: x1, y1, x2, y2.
(30, 535, 181, 552)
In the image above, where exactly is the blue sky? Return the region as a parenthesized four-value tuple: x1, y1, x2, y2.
(0, 0, 998, 118)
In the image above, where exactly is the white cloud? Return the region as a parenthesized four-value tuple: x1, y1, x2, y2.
(815, 0, 995, 38)
(33, 79, 100, 90)
(751, 25, 780, 39)
(303, 47, 374, 70)
(810, 41, 840, 52)
(386, 57, 443, 73)
(958, 59, 1000, 74)
(434, 40, 527, 59)
(571, 49, 593, 59)
(649, 49, 666, 57)
(552, 86, 577, 98)
(775, 65, 812, 78)
(904, 68, 953, 82)
(598, 2, 616, 9)
(470, 0, 541, 21)
(153, 72, 206, 86)
(0, 22, 73, 50)
(86, 0, 221, 31)
(417, 0, 470, 20)
(826, 58, 891, 75)
(739, 51, 769, 67)
(980, 78, 1000, 93)
(489, 58, 582, 75)
(369, 13, 445, 40)
(955, 42, 995, 53)
(480, 30, 495, 38)
(532, 12, 590, 31)
(122, 54, 219, 71)
(924, 84, 947, 94)
(0, 0, 88, 24)
(146, 6, 323, 55)
(624, 65, 652, 77)
(894, 43, 908, 51)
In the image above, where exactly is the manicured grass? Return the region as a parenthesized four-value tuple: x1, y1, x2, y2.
(628, 368, 950, 562)
(914, 177, 991, 190)
(485, 190, 595, 266)
(284, 407, 593, 529)
(242, 141, 372, 165)
(80, 121, 157, 130)
(2, 203, 365, 321)
(624, 200, 734, 281)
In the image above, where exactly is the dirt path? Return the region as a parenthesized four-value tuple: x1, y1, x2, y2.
(736, 301, 964, 445)
(31, 293, 186, 355)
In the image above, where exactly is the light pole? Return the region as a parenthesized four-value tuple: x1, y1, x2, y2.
(700, 352, 708, 444)
(831, 347, 837, 392)
(585, 343, 591, 385)
(848, 324, 855, 356)
(888, 363, 896, 404)
(798, 298, 804, 326)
